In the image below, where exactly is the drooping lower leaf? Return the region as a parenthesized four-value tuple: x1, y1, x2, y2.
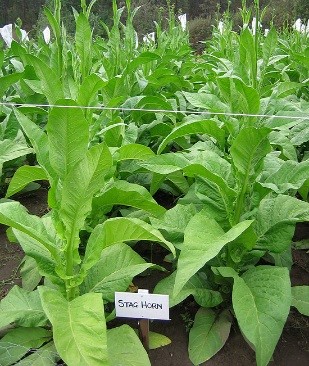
(0, 327, 51, 366)
(14, 341, 60, 366)
(107, 325, 150, 366)
(232, 266, 291, 366)
(39, 287, 108, 366)
(188, 308, 232, 365)
(291, 286, 309, 316)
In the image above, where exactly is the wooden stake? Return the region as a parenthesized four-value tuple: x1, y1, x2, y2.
(138, 289, 150, 352)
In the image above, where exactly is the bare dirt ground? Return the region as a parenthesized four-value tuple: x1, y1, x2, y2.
(0, 189, 308, 366)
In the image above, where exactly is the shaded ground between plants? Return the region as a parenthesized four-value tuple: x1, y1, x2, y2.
(0, 189, 308, 366)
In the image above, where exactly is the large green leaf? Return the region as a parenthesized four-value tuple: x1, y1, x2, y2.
(92, 180, 166, 218)
(0, 201, 60, 260)
(0, 73, 22, 99)
(20, 256, 42, 291)
(139, 153, 189, 175)
(154, 272, 222, 308)
(59, 143, 113, 249)
(6, 166, 48, 198)
(82, 217, 175, 273)
(14, 341, 60, 366)
(47, 99, 89, 180)
(39, 287, 108, 366)
(0, 286, 47, 329)
(26, 55, 64, 104)
(174, 211, 253, 295)
(230, 127, 271, 177)
(254, 195, 309, 253)
(77, 74, 106, 107)
(157, 119, 225, 154)
(258, 160, 309, 194)
(107, 325, 150, 366)
(82, 243, 156, 301)
(188, 309, 232, 365)
(183, 91, 229, 113)
(0, 139, 32, 175)
(232, 266, 291, 366)
(75, 13, 92, 80)
(150, 204, 197, 246)
(14, 109, 55, 179)
(0, 327, 51, 366)
(291, 286, 309, 316)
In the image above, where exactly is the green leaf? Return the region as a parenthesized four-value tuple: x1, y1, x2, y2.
(232, 266, 291, 366)
(0, 201, 60, 261)
(258, 160, 309, 194)
(82, 243, 155, 301)
(26, 55, 64, 104)
(157, 119, 225, 154)
(231, 127, 271, 177)
(126, 51, 161, 73)
(20, 256, 42, 291)
(92, 180, 166, 218)
(14, 109, 55, 179)
(75, 13, 92, 80)
(107, 325, 150, 366)
(291, 286, 309, 316)
(188, 309, 232, 366)
(77, 74, 106, 107)
(14, 341, 60, 366)
(290, 121, 309, 146)
(174, 211, 253, 295)
(183, 91, 229, 113)
(255, 195, 309, 253)
(0, 139, 32, 175)
(149, 331, 171, 350)
(139, 153, 189, 175)
(115, 144, 155, 161)
(47, 99, 89, 180)
(59, 143, 113, 247)
(82, 217, 175, 273)
(6, 166, 48, 198)
(150, 204, 197, 247)
(0, 286, 47, 329)
(39, 287, 108, 366)
(0, 73, 22, 99)
(0, 327, 51, 366)
(154, 272, 222, 308)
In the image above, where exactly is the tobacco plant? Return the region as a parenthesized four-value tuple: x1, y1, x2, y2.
(0, 103, 175, 366)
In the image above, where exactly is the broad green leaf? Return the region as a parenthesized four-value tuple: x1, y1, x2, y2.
(126, 51, 161, 73)
(290, 121, 309, 146)
(268, 131, 297, 161)
(233, 78, 260, 115)
(231, 127, 271, 177)
(255, 195, 309, 252)
(0, 201, 60, 260)
(14, 341, 60, 366)
(115, 144, 155, 161)
(20, 256, 42, 291)
(232, 266, 291, 366)
(291, 286, 309, 316)
(258, 160, 309, 194)
(150, 204, 197, 246)
(82, 217, 175, 272)
(0, 327, 51, 366)
(92, 180, 166, 218)
(0, 139, 32, 175)
(148, 331, 171, 349)
(188, 309, 232, 365)
(183, 91, 229, 113)
(47, 99, 89, 180)
(154, 272, 222, 308)
(26, 55, 64, 104)
(174, 211, 253, 295)
(0, 73, 22, 99)
(77, 74, 106, 107)
(39, 287, 108, 366)
(0, 286, 47, 329)
(157, 119, 225, 154)
(59, 143, 113, 250)
(6, 166, 48, 198)
(262, 28, 278, 67)
(139, 153, 189, 175)
(14, 109, 55, 179)
(107, 325, 150, 366)
(82, 243, 155, 301)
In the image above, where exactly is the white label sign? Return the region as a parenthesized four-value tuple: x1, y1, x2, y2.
(115, 291, 169, 320)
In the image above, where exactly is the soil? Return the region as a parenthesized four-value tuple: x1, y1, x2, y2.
(0, 189, 308, 366)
